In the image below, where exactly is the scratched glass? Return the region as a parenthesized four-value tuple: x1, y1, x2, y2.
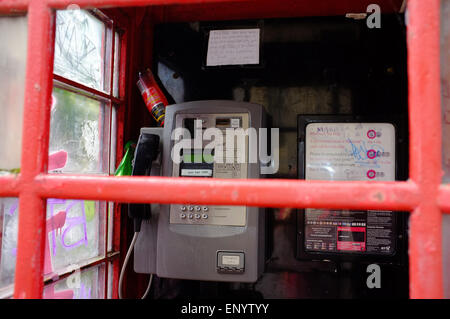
(0, 16, 28, 174)
(49, 87, 110, 174)
(0, 198, 19, 293)
(54, 9, 107, 92)
(441, 0, 450, 299)
(43, 264, 105, 299)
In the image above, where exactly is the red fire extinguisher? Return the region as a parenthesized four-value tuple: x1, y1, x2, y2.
(136, 68, 169, 127)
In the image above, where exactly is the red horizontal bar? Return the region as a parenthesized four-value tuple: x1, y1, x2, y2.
(439, 184, 450, 214)
(155, 0, 403, 23)
(0, 0, 28, 13)
(35, 175, 420, 211)
(0, 175, 21, 197)
(45, 0, 243, 9)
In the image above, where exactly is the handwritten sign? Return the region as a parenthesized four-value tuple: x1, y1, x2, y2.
(206, 29, 260, 66)
(305, 123, 395, 181)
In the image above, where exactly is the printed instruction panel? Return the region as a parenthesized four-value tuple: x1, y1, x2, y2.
(304, 123, 396, 255)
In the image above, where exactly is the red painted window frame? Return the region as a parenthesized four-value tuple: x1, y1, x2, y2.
(0, 0, 447, 299)
(49, 8, 125, 299)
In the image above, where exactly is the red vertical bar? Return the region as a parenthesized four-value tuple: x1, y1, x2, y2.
(111, 15, 131, 299)
(14, 0, 55, 299)
(407, 0, 443, 298)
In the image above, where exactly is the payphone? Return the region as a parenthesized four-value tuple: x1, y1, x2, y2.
(129, 100, 268, 284)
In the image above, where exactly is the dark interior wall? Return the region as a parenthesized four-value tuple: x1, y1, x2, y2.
(128, 14, 409, 299)
(152, 15, 408, 178)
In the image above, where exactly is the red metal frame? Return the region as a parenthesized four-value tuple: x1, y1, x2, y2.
(0, 0, 446, 299)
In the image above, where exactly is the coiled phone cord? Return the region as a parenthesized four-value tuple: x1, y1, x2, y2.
(118, 232, 153, 299)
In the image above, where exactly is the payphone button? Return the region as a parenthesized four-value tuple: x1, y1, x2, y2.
(195, 206, 201, 211)
(202, 206, 209, 212)
(188, 206, 194, 211)
(202, 214, 208, 219)
(188, 214, 194, 219)
(180, 213, 186, 219)
(181, 206, 186, 212)
(195, 214, 201, 219)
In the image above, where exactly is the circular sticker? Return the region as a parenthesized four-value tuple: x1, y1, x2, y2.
(367, 149, 377, 159)
(367, 130, 376, 139)
(367, 170, 376, 179)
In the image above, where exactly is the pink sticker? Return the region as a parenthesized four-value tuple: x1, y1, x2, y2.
(367, 149, 377, 159)
(367, 170, 376, 179)
(48, 150, 68, 171)
(367, 130, 376, 139)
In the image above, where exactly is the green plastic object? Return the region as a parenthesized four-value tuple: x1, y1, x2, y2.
(114, 141, 136, 176)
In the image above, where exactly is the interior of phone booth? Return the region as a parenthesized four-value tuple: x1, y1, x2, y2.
(107, 0, 410, 299)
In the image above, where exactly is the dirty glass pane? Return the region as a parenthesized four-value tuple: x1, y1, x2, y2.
(107, 262, 114, 299)
(441, 0, 450, 299)
(0, 16, 28, 174)
(44, 199, 106, 275)
(54, 9, 107, 92)
(0, 198, 19, 294)
(0, 197, 106, 298)
(444, 214, 450, 298)
(43, 263, 105, 299)
(113, 32, 120, 98)
(49, 87, 110, 174)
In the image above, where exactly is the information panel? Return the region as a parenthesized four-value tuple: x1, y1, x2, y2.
(303, 122, 396, 255)
(305, 123, 395, 181)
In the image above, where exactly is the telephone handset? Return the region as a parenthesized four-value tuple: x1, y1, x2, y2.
(119, 131, 160, 299)
(128, 132, 160, 232)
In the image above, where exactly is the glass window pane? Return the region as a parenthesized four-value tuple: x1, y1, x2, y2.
(54, 9, 107, 92)
(0, 16, 28, 174)
(43, 264, 105, 299)
(113, 32, 120, 98)
(44, 199, 106, 275)
(49, 87, 110, 174)
(0, 198, 106, 293)
(107, 261, 114, 299)
(444, 214, 450, 298)
(0, 198, 19, 294)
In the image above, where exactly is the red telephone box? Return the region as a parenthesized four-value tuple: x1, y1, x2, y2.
(0, 0, 448, 299)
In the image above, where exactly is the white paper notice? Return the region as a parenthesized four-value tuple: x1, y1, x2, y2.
(206, 29, 260, 66)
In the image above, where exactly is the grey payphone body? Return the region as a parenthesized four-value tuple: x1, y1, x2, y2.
(134, 100, 267, 283)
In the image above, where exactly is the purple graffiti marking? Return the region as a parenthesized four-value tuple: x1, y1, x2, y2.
(7, 201, 18, 216)
(47, 199, 89, 255)
(2, 198, 92, 274)
(61, 200, 88, 249)
(78, 283, 92, 299)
